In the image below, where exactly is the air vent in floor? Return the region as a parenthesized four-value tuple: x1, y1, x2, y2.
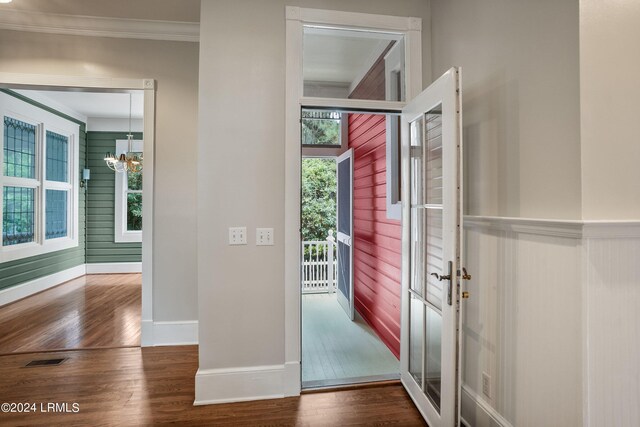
(25, 358, 66, 367)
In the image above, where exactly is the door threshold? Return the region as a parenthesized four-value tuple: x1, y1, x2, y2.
(302, 373, 400, 393)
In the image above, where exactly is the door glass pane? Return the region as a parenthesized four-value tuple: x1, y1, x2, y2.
(126, 193, 142, 231)
(3, 117, 36, 179)
(46, 131, 69, 183)
(425, 305, 443, 412)
(425, 108, 443, 204)
(410, 207, 424, 297)
(45, 189, 68, 239)
(409, 294, 424, 386)
(410, 117, 424, 206)
(426, 209, 444, 310)
(409, 117, 425, 296)
(2, 186, 35, 246)
(303, 26, 405, 101)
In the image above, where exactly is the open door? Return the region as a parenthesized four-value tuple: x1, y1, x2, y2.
(400, 68, 463, 426)
(336, 148, 354, 320)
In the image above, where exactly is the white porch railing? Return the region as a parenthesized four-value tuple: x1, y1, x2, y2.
(302, 230, 336, 294)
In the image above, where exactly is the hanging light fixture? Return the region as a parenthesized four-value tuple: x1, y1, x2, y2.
(104, 93, 142, 173)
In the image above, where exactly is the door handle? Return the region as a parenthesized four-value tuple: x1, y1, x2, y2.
(430, 261, 453, 306)
(430, 272, 451, 281)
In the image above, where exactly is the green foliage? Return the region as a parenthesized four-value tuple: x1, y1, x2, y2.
(127, 193, 142, 231)
(301, 158, 336, 242)
(302, 118, 340, 146)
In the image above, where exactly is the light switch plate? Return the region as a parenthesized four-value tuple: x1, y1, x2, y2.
(256, 228, 274, 246)
(229, 227, 247, 245)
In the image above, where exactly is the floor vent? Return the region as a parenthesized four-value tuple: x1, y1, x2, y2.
(25, 358, 66, 367)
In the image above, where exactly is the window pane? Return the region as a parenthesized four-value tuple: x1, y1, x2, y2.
(127, 193, 142, 231)
(301, 110, 340, 146)
(45, 189, 68, 240)
(3, 117, 36, 179)
(2, 186, 35, 246)
(46, 131, 69, 183)
(127, 156, 143, 191)
(303, 27, 405, 101)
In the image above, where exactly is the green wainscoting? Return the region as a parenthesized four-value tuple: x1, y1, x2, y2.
(86, 132, 142, 263)
(0, 90, 86, 291)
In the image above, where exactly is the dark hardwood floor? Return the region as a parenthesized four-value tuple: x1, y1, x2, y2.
(0, 346, 427, 426)
(0, 274, 141, 354)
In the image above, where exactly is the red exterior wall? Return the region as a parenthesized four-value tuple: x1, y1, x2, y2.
(348, 113, 402, 359)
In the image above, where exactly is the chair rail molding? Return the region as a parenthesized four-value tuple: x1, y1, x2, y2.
(0, 9, 200, 42)
(462, 214, 640, 426)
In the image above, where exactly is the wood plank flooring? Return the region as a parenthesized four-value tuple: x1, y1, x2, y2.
(0, 346, 427, 426)
(0, 274, 140, 354)
(302, 293, 399, 386)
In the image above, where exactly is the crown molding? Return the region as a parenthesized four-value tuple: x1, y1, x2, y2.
(0, 9, 199, 43)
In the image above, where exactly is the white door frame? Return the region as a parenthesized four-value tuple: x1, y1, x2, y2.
(0, 72, 156, 346)
(284, 6, 425, 396)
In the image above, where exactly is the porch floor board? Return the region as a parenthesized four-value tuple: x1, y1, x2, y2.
(302, 293, 399, 387)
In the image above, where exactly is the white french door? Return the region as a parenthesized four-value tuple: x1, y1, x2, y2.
(336, 148, 354, 320)
(400, 68, 463, 427)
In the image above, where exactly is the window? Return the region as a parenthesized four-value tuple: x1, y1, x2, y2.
(301, 110, 341, 147)
(114, 139, 143, 242)
(0, 92, 79, 262)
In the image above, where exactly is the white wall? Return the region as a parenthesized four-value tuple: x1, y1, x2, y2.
(430, 0, 584, 425)
(579, 0, 640, 220)
(0, 29, 200, 323)
(431, 0, 581, 220)
(196, 0, 430, 402)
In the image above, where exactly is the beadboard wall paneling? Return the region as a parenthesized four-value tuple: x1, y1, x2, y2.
(583, 226, 640, 426)
(463, 217, 583, 426)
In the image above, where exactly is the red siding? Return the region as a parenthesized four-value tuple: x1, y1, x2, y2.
(348, 113, 401, 359)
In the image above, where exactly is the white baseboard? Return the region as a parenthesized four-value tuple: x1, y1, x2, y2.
(194, 364, 285, 405)
(461, 384, 513, 427)
(140, 319, 198, 347)
(0, 264, 86, 307)
(86, 262, 142, 274)
(283, 361, 301, 397)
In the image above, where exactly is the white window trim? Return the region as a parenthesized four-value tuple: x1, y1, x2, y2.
(114, 139, 143, 243)
(0, 92, 80, 263)
(385, 41, 405, 220)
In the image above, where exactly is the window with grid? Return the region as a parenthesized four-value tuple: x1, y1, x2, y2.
(2, 117, 37, 247)
(1, 92, 79, 262)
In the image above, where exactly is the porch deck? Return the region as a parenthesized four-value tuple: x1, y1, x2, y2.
(302, 293, 399, 388)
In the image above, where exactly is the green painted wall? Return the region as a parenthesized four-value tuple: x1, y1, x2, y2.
(86, 131, 142, 263)
(0, 90, 86, 291)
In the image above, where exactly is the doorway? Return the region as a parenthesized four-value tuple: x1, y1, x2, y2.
(0, 75, 155, 353)
(300, 108, 400, 389)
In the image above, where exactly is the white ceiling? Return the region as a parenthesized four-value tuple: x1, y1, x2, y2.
(15, 90, 145, 120)
(303, 27, 400, 85)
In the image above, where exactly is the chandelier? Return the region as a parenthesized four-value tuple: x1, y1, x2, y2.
(104, 93, 142, 173)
